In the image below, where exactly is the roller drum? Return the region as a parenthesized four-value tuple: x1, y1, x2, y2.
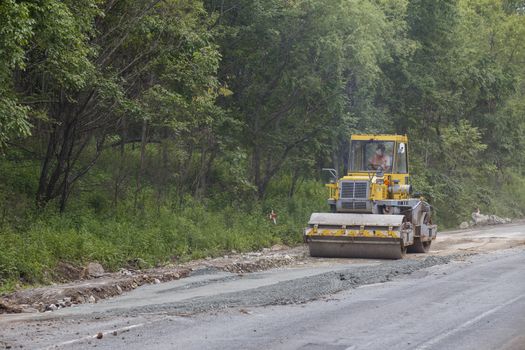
(304, 213, 407, 259)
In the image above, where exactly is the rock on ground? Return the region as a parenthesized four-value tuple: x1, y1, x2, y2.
(470, 211, 511, 227)
(84, 262, 105, 278)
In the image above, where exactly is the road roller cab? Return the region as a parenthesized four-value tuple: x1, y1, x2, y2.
(304, 134, 437, 259)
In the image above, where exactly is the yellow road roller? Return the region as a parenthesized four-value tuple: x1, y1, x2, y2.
(304, 134, 437, 259)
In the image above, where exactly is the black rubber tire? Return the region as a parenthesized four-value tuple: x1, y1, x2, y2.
(407, 237, 431, 253)
(400, 245, 407, 258)
(329, 204, 337, 213)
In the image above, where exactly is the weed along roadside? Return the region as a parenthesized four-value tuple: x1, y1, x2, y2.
(0, 187, 325, 294)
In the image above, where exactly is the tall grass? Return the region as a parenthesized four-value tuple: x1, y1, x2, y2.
(0, 178, 325, 291)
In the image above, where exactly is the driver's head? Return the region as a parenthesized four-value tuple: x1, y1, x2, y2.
(376, 143, 386, 155)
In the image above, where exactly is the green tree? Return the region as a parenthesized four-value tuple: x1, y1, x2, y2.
(0, 0, 34, 148)
(1, 0, 222, 211)
(209, 0, 413, 197)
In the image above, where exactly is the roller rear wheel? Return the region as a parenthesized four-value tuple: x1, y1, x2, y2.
(407, 237, 431, 253)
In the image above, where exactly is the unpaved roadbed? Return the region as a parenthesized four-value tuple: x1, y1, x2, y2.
(99, 254, 465, 318)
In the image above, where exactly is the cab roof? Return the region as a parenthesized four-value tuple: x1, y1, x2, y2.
(350, 134, 408, 143)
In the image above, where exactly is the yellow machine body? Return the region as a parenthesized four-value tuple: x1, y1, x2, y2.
(304, 134, 437, 259)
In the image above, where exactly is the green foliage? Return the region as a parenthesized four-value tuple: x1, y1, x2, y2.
(207, 0, 416, 196)
(28, 0, 97, 90)
(0, 1, 34, 148)
(387, 0, 525, 226)
(0, 99, 31, 150)
(0, 179, 324, 288)
(440, 121, 488, 175)
(0, 0, 34, 73)
(411, 119, 496, 225)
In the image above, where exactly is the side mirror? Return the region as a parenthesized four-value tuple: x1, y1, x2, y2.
(398, 143, 406, 154)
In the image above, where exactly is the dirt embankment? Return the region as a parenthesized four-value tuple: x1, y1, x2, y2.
(0, 245, 305, 314)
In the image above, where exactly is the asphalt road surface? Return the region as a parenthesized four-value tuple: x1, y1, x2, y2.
(1, 223, 524, 350)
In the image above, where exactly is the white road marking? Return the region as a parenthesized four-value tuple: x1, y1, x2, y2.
(40, 322, 145, 350)
(414, 294, 524, 350)
(356, 283, 387, 289)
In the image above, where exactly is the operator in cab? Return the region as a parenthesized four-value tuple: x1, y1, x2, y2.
(368, 143, 391, 171)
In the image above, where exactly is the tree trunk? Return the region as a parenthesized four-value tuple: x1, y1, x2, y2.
(288, 167, 303, 198)
(135, 118, 148, 210)
(253, 143, 262, 198)
(36, 111, 78, 209)
(194, 146, 217, 199)
(113, 117, 128, 208)
(36, 128, 57, 207)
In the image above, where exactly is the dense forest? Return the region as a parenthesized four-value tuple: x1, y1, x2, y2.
(1, 0, 524, 289)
